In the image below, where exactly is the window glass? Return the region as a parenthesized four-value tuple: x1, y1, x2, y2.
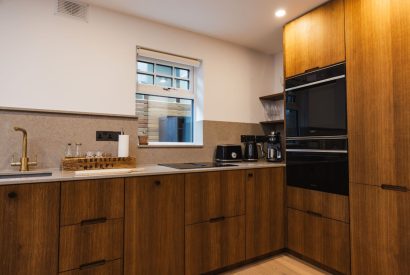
(155, 76, 173, 87)
(137, 74, 154, 85)
(175, 68, 189, 79)
(136, 94, 193, 143)
(137, 61, 154, 73)
(156, 64, 173, 76)
(176, 79, 189, 90)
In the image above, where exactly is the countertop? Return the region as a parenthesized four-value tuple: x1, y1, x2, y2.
(0, 161, 285, 186)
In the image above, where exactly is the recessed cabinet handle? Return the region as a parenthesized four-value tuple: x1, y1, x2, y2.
(381, 184, 408, 192)
(80, 217, 107, 226)
(248, 173, 254, 178)
(305, 66, 320, 73)
(307, 210, 323, 218)
(209, 216, 225, 223)
(80, 260, 106, 270)
(7, 192, 17, 199)
(154, 180, 161, 186)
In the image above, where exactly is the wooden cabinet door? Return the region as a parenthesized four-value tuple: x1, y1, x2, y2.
(346, 0, 410, 188)
(246, 168, 285, 259)
(284, 0, 345, 77)
(185, 170, 245, 225)
(0, 183, 60, 275)
(350, 183, 410, 275)
(287, 208, 350, 274)
(124, 175, 184, 275)
(185, 216, 245, 275)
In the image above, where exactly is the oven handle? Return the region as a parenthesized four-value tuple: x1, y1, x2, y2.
(285, 75, 345, 92)
(286, 135, 347, 141)
(286, 149, 348, 154)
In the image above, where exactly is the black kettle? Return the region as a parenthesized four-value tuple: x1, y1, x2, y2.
(241, 135, 264, 161)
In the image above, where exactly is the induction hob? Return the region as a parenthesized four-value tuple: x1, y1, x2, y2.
(158, 162, 238, 169)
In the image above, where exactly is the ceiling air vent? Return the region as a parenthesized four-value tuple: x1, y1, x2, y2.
(56, 0, 88, 21)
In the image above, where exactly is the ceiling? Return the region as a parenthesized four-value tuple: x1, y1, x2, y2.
(84, 0, 328, 54)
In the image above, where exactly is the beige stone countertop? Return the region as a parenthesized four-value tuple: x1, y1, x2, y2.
(0, 162, 285, 186)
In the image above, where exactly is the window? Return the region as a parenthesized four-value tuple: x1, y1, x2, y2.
(136, 47, 201, 146)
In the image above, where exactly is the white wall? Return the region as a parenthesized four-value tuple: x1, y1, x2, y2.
(0, 0, 279, 123)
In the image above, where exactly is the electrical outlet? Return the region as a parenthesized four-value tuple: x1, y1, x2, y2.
(96, 131, 121, 141)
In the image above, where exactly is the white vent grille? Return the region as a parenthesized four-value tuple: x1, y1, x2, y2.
(56, 0, 88, 21)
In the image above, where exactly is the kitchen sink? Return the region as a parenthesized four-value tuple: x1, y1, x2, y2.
(0, 171, 52, 179)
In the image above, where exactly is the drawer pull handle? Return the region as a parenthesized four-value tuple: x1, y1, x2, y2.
(305, 66, 320, 73)
(248, 173, 254, 178)
(154, 180, 161, 186)
(381, 184, 408, 192)
(80, 260, 106, 270)
(209, 216, 225, 223)
(307, 210, 323, 217)
(81, 217, 107, 226)
(7, 192, 17, 199)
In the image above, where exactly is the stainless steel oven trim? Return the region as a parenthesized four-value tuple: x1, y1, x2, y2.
(286, 135, 347, 140)
(286, 149, 348, 154)
(285, 75, 345, 92)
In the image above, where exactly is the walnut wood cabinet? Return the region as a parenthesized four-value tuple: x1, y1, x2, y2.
(283, 0, 345, 77)
(124, 174, 185, 275)
(350, 183, 409, 275)
(0, 182, 60, 275)
(345, 0, 410, 189)
(246, 167, 285, 259)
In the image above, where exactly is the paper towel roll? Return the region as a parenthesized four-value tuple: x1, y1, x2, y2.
(118, 135, 129, 157)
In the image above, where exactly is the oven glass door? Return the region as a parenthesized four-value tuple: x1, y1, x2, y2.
(286, 78, 347, 137)
(286, 151, 349, 195)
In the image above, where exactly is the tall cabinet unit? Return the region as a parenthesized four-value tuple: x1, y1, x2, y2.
(283, 0, 345, 77)
(346, 0, 410, 274)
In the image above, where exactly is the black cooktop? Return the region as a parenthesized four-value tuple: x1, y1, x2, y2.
(158, 162, 238, 170)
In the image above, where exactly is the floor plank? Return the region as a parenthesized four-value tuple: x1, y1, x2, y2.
(222, 254, 331, 275)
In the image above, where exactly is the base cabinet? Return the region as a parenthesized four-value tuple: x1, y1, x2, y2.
(0, 183, 60, 275)
(124, 174, 185, 275)
(350, 183, 410, 275)
(246, 168, 285, 259)
(287, 208, 350, 274)
(185, 216, 245, 275)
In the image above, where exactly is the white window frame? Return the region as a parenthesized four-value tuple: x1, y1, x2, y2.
(136, 52, 202, 147)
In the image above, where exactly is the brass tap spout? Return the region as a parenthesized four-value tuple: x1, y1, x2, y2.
(12, 127, 36, 171)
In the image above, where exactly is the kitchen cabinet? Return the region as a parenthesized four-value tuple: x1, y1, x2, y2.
(246, 167, 285, 259)
(185, 216, 245, 275)
(283, 0, 345, 77)
(124, 174, 185, 275)
(287, 186, 349, 223)
(61, 178, 124, 226)
(0, 182, 60, 275)
(350, 183, 409, 275)
(287, 208, 350, 274)
(346, 0, 410, 189)
(185, 170, 245, 225)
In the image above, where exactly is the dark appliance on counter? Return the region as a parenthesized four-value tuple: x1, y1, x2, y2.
(241, 135, 264, 162)
(215, 144, 243, 162)
(285, 63, 349, 196)
(266, 131, 282, 162)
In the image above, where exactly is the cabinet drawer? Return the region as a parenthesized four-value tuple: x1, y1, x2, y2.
(287, 208, 350, 274)
(287, 186, 349, 223)
(59, 219, 123, 272)
(185, 170, 245, 225)
(59, 259, 122, 275)
(185, 215, 245, 275)
(61, 178, 124, 226)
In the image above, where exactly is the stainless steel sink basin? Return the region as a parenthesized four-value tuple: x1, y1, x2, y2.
(0, 171, 52, 179)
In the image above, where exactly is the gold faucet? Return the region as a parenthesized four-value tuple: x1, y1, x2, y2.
(11, 127, 37, 171)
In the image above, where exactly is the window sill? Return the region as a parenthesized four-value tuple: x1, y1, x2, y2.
(138, 144, 204, 149)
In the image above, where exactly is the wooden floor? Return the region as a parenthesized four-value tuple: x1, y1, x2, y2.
(222, 254, 331, 275)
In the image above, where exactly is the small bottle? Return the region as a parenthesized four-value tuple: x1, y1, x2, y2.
(65, 143, 73, 158)
(75, 143, 82, 158)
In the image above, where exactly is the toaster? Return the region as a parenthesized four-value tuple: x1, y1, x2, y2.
(215, 144, 243, 162)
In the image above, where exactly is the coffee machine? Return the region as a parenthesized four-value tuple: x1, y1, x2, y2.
(266, 131, 282, 162)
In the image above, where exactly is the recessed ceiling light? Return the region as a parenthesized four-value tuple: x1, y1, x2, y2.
(275, 9, 286, 18)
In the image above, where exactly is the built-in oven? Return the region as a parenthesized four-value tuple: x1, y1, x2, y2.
(285, 63, 348, 196)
